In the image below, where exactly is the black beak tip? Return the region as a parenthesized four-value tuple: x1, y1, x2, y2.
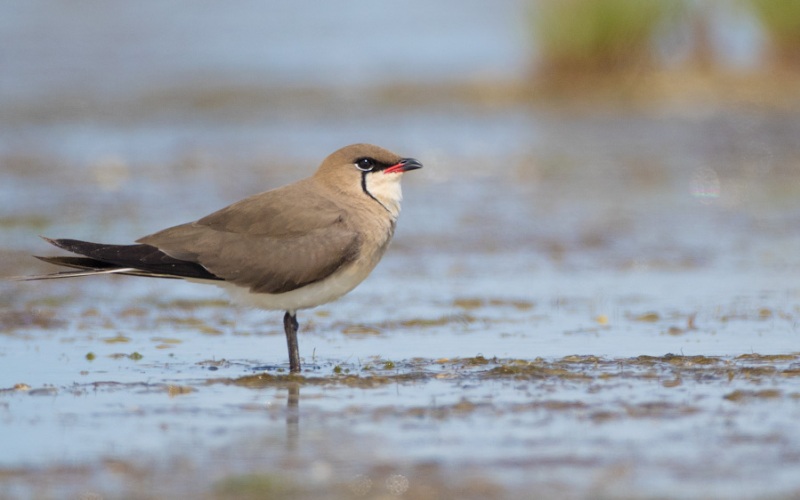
(401, 158, 423, 172)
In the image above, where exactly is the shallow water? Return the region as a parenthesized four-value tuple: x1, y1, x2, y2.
(3, 2, 800, 499)
(3, 153, 800, 498)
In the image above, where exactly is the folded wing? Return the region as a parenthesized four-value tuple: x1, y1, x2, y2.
(29, 180, 361, 294)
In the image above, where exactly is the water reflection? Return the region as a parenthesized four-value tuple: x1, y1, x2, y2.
(285, 383, 300, 451)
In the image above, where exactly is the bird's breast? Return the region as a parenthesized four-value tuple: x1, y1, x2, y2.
(221, 219, 396, 312)
(221, 252, 382, 311)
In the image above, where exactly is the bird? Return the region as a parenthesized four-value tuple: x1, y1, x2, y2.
(18, 143, 423, 373)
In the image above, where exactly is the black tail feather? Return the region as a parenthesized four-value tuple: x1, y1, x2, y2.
(37, 237, 221, 281)
(35, 255, 120, 271)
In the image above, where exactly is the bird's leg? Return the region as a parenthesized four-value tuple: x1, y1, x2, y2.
(283, 311, 301, 373)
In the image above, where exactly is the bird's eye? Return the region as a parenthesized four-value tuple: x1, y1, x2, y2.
(355, 157, 375, 172)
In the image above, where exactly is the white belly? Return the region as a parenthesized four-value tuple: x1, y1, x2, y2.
(211, 259, 377, 312)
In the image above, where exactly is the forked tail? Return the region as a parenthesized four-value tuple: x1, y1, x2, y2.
(14, 237, 221, 281)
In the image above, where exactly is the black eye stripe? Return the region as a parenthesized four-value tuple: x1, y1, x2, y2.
(355, 157, 397, 173)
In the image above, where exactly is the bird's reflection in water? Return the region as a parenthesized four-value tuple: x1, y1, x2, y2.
(285, 382, 300, 450)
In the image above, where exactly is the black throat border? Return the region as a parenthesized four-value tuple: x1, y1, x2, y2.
(360, 171, 393, 215)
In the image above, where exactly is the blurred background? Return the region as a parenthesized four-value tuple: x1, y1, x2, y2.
(1, 2, 798, 285)
(2, 0, 800, 288)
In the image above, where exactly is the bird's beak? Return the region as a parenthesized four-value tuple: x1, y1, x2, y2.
(384, 158, 423, 174)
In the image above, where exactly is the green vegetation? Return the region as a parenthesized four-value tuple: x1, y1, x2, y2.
(745, 0, 800, 67)
(531, 0, 800, 81)
(531, 0, 684, 75)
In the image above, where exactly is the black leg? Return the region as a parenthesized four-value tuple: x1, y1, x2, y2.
(283, 311, 301, 373)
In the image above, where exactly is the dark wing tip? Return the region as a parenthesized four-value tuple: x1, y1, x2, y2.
(39, 236, 73, 252)
(34, 255, 118, 270)
(33, 237, 223, 281)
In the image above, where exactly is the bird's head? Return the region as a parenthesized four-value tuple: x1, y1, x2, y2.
(315, 143, 422, 218)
